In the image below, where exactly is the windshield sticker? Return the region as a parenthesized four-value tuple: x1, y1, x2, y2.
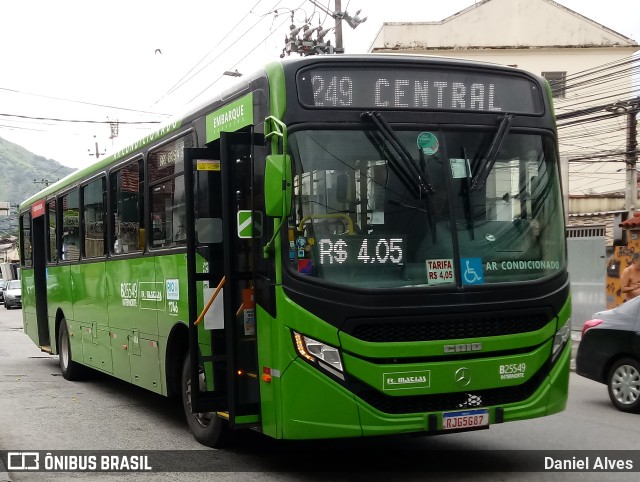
(461, 258, 484, 285)
(485, 260, 561, 271)
(449, 158, 469, 179)
(427, 259, 455, 285)
(417, 132, 439, 155)
(298, 259, 313, 274)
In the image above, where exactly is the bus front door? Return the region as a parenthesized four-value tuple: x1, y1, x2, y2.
(184, 131, 260, 427)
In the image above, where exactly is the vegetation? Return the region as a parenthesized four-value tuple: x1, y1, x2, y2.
(0, 136, 75, 236)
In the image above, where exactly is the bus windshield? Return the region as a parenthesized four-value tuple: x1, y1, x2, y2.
(287, 128, 565, 289)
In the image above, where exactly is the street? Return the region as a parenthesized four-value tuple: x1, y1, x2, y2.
(1, 305, 640, 481)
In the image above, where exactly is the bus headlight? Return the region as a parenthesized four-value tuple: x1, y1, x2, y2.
(293, 332, 344, 379)
(552, 322, 571, 362)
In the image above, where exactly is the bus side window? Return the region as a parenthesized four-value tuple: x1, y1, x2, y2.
(47, 199, 58, 263)
(61, 190, 80, 262)
(147, 134, 192, 249)
(20, 212, 32, 268)
(110, 159, 144, 254)
(83, 177, 106, 259)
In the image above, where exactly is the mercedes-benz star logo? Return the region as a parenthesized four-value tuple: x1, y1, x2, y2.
(455, 367, 471, 386)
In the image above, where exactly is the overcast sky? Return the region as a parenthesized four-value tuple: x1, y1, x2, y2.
(1, 0, 638, 171)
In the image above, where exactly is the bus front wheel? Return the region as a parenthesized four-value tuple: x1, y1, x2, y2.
(181, 354, 229, 447)
(58, 320, 84, 381)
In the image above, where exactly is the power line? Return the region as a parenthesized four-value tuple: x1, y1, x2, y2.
(0, 113, 161, 125)
(188, 2, 306, 104)
(155, 0, 284, 105)
(0, 86, 170, 117)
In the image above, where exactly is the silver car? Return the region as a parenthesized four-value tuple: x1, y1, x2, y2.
(3, 280, 21, 309)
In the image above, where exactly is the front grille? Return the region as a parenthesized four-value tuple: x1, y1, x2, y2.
(345, 310, 551, 343)
(354, 365, 548, 414)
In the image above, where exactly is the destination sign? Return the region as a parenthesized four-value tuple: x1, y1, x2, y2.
(297, 67, 543, 114)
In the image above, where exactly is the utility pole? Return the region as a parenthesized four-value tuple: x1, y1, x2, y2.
(334, 0, 343, 52)
(88, 135, 107, 159)
(109, 118, 119, 145)
(283, 1, 366, 56)
(626, 103, 638, 216)
(613, 98, 640, 218)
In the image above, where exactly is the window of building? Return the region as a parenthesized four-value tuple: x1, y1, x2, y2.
(541, 71, 566, 98)
(83, 177, 106, 258)
(61, 190, 80, 262)
(47, 199, 58, 263)
(110, 160, 144, 254)
(148, 135, 193, 249)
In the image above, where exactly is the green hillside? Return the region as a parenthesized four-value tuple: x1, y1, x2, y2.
(0, 136, 75, 203)
(0, 136, 75, 236)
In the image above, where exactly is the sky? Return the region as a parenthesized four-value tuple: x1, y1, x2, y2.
(1, 0, 639, 171)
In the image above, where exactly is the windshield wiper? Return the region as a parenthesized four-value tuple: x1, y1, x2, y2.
(460, 146, 475, 240)
(362, 111, 437, 242)
(362, 111, 434, 198)
(470, 113, 514, 191)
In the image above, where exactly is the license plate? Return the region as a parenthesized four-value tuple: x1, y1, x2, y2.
(442, 409, 489, 430)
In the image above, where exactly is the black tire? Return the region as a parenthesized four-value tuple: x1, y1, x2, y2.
(181, 354, 229, 447)
(58, 320, 85, 381)
(607, 358, 640, 413)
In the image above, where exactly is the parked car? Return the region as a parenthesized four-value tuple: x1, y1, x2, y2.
(0, 279, 5, 304)
(576, 297, 640, 413)
(3, 280, 21, 309)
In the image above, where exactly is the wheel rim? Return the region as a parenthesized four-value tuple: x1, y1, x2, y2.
(611, 364, 640, 406)
(60, 328, 69, 369)
(185, 368, 213, 428)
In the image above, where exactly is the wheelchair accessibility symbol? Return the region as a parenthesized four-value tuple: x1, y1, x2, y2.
(461, 258, 484, 285)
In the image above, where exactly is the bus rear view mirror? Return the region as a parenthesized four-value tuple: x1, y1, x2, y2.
(264, 154, 292, 218)
(196, 218, 223, 244)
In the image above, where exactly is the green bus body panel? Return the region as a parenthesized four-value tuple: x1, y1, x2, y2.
(280, 360, 362, 439)
(339, 323, 556, 360)
(105, 257, 159, 336)
(265, 62, 286, 119)
(21, 270, 38, 346)
(256, 304, 278, 438)
(71, 263, 108, 327)
(343, 341, 552, 396)
(22, 254, 193, 396)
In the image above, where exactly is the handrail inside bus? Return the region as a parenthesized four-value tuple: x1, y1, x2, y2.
(194, 276, 226, 326)
(298, 213, 355, 235)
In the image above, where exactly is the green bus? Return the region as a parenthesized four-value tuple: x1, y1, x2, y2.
(19, 54, 570, 447)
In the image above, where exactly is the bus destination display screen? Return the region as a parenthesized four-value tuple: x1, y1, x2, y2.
(297, 66, 543, 114)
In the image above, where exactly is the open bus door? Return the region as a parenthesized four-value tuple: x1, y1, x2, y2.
(25, 201, 51, 351)
(183, 130, 261, 444)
